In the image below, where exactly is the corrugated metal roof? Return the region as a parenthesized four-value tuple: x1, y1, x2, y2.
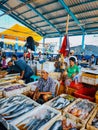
(0, 0, 98, 37)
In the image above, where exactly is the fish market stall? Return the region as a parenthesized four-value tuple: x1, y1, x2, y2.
(3, 83, 30, 97)
(45, 94, 75, 111)
(87, 107, 98, 130)
(64, 98, 97, 125)
(9, 105, 60, 130)
(43, 113, 84, 130)
(0, 94, 40, 129)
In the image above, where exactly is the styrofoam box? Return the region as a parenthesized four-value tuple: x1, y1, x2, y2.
(3, 84, 31, 97)
(0, 94, 40, 130)
(9, 105, 61, 130)
(82, 76, 98, 85)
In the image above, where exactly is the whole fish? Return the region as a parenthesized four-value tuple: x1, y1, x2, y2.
(0, 103, 17, 114)
(32, 119, 48, 130)
(2, 104, 20, 115)
(23, 118, 36, 129)
(48, 120, 62, 130)
(27, 119, 40, 130)
(4, 105, 34, 119)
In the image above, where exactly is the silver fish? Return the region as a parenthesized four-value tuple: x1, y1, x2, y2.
(48, 120, 62, 130)
(27, 119, 40, 130)
(4, 105, 34, 119)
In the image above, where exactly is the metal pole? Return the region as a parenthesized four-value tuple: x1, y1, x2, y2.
(43, 37, 45, 53)
(82, 33, 85, 52)
(59, 36, 62, 49)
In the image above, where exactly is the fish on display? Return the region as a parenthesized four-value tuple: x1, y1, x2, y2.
(51, 97, 70, 109)
(0, 95, 37, 122)
(69, 100, 95, 119)
(48, 120, 62, 130)
(17, 109, 57, 130)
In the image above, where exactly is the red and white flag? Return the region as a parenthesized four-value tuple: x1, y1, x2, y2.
(59, 35, 70, 57)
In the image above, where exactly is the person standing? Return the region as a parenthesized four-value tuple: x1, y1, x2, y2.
(12, 54, 34, 83)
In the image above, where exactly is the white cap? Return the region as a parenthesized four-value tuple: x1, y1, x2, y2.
(70, 50, 74, 53)
(42, 68, 49, 73)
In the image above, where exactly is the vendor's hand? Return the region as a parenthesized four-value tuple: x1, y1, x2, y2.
(33, 91, 40, 101)
(16, 76, 20, 79)
(20, 76, 23, 79)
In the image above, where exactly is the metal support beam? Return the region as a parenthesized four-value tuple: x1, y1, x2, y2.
(27, 0, 97, 20)
(82, 33, 85, 51)
(58, 0, 85, 32)
(33, 12, 98, 26)
(45, 27, 98, 37)
(20, 0, 61, 34)
(43, 37, 45, 53)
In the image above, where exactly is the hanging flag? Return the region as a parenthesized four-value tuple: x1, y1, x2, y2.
(59, 35, 70, 57)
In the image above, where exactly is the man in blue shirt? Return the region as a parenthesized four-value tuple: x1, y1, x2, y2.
(12, 54, 34, 83)
(31, 69, 55, 104)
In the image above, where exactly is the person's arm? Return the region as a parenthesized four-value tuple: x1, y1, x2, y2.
(20, 70, 25, 79)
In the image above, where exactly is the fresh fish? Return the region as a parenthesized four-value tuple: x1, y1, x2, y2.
(23, 118, 36, 129)
(32, 119, 48, 130)
(2, 104, 20, 115)
(54, 103, 64, 109)
(27, 119, 40, 130)
(48, 120, 62, 130)
(0, 103, 17, 114)
(4, 105, 34, 119)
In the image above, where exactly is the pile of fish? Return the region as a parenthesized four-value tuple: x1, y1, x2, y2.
(50, 95, 75, 110)
(48, 115, 81, 130)
(92, 112, 98, 128)
(0, 95, 39, 122)
(68, 100, 95, 119)
(17, 109, 57, 130)
(4, 84, 26, 92)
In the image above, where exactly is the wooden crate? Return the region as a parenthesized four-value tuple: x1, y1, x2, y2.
(43, 112, 84, 130)
(45, 94, 76, 111)
(87, 107, 98, 130)
(64, 98, 97, 125)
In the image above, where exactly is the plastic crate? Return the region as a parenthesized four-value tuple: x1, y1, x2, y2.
(68, 81, 83, 95)
(74, 87, 96, 102)
(70, 81, 83, 89)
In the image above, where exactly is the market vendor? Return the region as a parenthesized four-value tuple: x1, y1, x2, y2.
(31, 69, 55, 104)
(7, 60, 20, 74)
(11, 54, 34, 83)
(65, 57, 79, 91)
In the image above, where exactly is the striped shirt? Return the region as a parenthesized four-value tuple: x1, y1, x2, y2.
(37, 77, 55, 97)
